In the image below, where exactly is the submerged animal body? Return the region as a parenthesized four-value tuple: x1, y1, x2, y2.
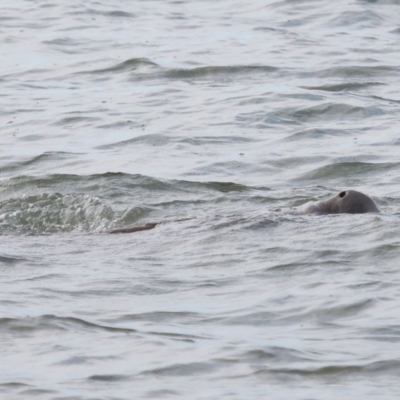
(108, 190, 379, 234)
(108, 217, 194, 234)
(296, 190, 380, 215)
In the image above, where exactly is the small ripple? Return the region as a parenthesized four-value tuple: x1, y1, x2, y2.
(280, 103, 383, 123)
(0, 152, 78, 175)
(283, 128, 346, 140)
(164, 65, 278, 81)
(330, 9, 384, 26)
(105, 311, 199, 324)
(145, 389, 181, 398)
(178, 135, 255, 146)
(52, 116, 100, 126)
(96, 134, 171, 149)
(0, 315, 137, 335)
(19, 388, 57, 396)
(72, 58, 158, 76)
(254, 359, 400, 379)
(301, 82, 385, 92)
(88, 374, 130, 382)
(141, 361, 218, 377)
(316, 65, 399, 79)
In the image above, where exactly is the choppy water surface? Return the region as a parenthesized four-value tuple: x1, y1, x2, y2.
(2, 0, 400, 398)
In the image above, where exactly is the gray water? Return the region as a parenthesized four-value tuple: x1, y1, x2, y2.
(2, 0, 400, 399)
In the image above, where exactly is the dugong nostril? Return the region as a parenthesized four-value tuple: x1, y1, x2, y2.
(339, 191, 346, 198)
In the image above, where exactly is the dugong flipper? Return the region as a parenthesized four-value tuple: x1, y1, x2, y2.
(108, 223, 158, 234)
(108, 217, 195, 234)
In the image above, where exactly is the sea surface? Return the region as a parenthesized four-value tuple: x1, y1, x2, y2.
(2, 0, 400, 399)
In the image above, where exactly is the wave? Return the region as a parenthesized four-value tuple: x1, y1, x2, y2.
(297, 161, 399, 181)
(67, 58, 279, 83)
(0, 173, 270, 234)
(0, 315, 137, 335)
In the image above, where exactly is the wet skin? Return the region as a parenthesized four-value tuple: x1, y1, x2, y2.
(303, 190, 380, 215)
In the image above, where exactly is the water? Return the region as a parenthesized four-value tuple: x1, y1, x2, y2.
(2, 0, 400, 398)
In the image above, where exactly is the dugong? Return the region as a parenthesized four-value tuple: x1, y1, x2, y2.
(108, 190, 379, 234)
(295, 190, 380, 215)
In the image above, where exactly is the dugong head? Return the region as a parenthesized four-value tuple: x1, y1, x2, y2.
(318, 190, 380, 214)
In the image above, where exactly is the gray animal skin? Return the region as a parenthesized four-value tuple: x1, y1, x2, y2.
(108, 190, 380, 234)
(297, 190, 380, 215)
(108, 217, 193, 234)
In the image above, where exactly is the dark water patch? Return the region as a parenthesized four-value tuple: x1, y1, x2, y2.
(188, 160, 262, 177)
(278, 103, 383, 123)
(71, 8, 136, 19)
(201, 181, 249, 193)
(255, 359, 400, 380)
(0, 315, 137, 335)
(363, 242, 400, 261)
(236, 102, 383, 127)
(284, 128, 346, 140)
(371, 95, 400, 104)
(316, 65, 399, 79)
(301, 82, 384, 92)
(360, 0, 400, 5)
(0, 382, 31, 389)
(96, 120, 142, 130)
(0, 255, 26, 265)
(244, 217, 280, 230)
(96, 134, 171, 149)
(105, 10, 135, 18)
(164, 65, 278, 81)
(244, 347, 314, 364)
(18, 134, 46, 142)
(40, 282, 175, 298)
(56, 354, 120, 366)
(224, 311, 277, 326)
(330, 9, 384, 26)
(106, 311, 199, 324)
(145, 389, 181, 398)
(0, 152, 77, 175)
(43, 37, 85, 47)
(178, 135, 255, 146)
(14, 273, 65, 282)
(88, 374, 130, 382)
(264, 261, 319, 273)
(362, 326, 400, 342)
(50, 396, 83, 400)
(311, 299, 375, 323)
(74, 58, 158, 75)
(141, 362, 218, 377)
(52, 116, 100, 126)
(149, 330, 207, 342)
(269, 156, 327, 169)
(224, 299, 374, 327)
(297, 161, 399, 182)
(346, 280, 389, 290)
(20, 388, 58, 396)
